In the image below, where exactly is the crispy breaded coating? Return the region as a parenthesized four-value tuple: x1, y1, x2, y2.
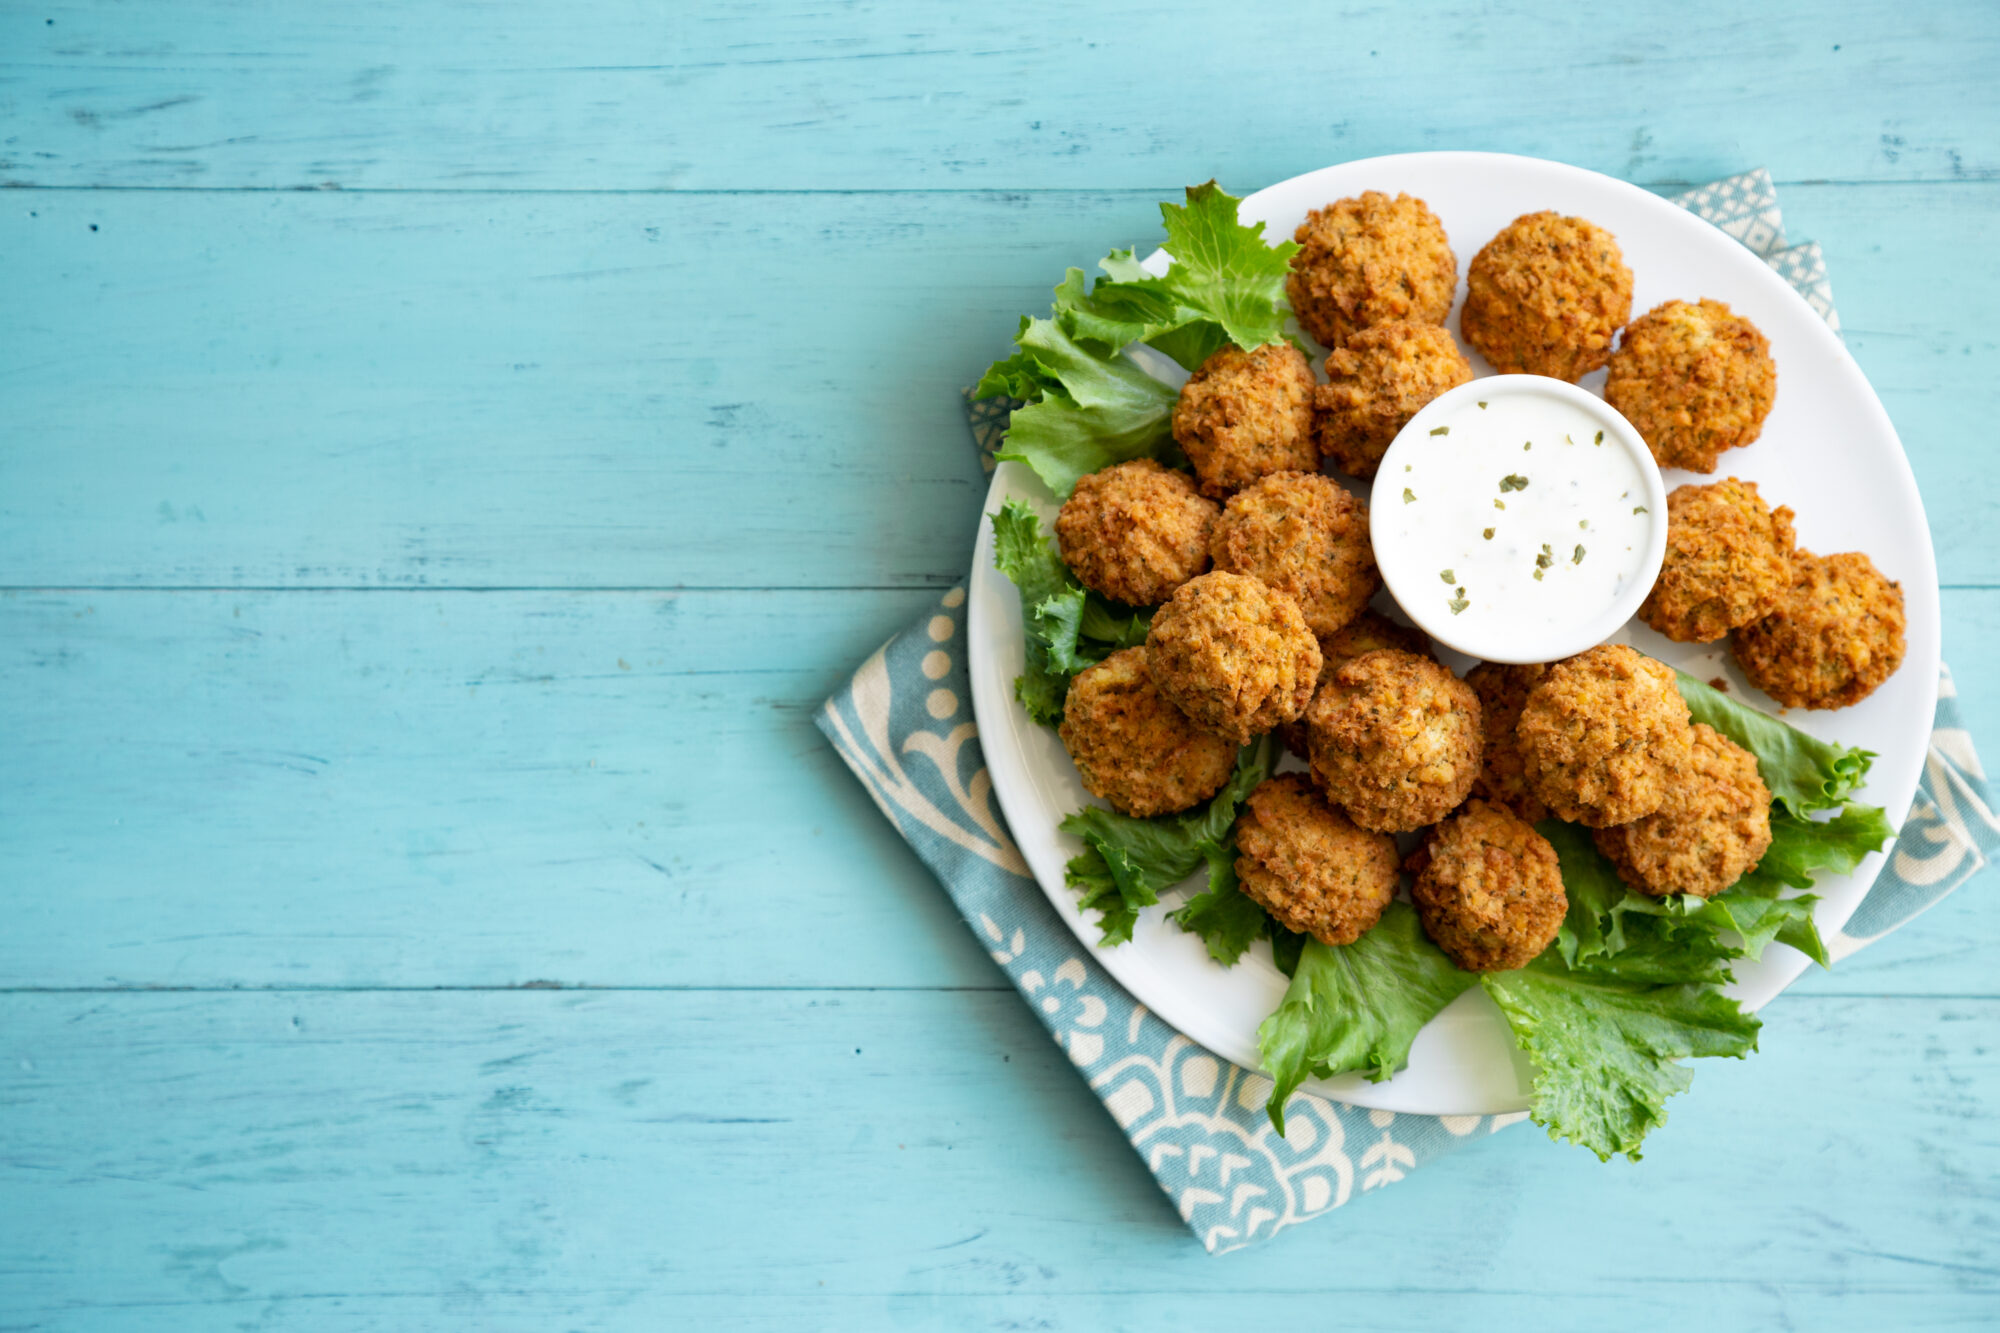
(1516, 644, 1693, 827)
(1313, 321, 1475, 479)
(1055, 458, 1219, 607)
(1733, 550, 1907, 710)
(1145, 571, 1322, 744)
(1605, 299, 1776, 473)
(1408, 800, 1566, 972)
(1171, 342, 1319, 498)
(1234, 774, 1399, 945)
(1639, 477, 1796, 643)
(1209, 471, 1380, 640)
(1058, 647, 1238, 817)
(1465, 661, 1552, 823)
(1306, 648, 1482, 833)
(1285, 192, 1457, 350)
(1593, 724, 1773, 899)
(1461, 211, 1633, 382)
(1278, 612, 1433, 757)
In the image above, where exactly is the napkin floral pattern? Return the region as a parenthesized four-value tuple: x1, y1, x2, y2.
(818, 172, 1994, 1253)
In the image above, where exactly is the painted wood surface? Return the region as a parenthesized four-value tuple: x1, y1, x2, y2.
(2, 0, 1997, 1326)
(4, 184, 1998, 589)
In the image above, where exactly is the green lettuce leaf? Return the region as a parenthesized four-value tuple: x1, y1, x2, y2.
(1480, 915, 1760, 1161)
(1677, 673, 1874, 815)
(975, 183, 1297, 495)
(1060, 740, 1274, 945)
(989, 500, 1151, 724)
(1056, 182, 1300, 371)
(990, 319, 1180, 498)
(1168, 845, 1269, 966)
(1258, 903, 1477, 1133)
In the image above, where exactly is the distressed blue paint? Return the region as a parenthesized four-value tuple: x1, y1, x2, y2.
(0, 0, 1995, 1325)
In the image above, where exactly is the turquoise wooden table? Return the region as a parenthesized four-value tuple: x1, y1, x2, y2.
(4, 3, 1998, 1326)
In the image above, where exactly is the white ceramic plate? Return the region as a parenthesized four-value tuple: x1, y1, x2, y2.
(967, 151, 1940, 1115)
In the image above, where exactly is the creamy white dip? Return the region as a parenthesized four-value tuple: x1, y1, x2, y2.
(1372, 377, 1665, 663)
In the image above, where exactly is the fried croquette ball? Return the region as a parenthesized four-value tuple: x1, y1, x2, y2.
(1306, 649, 1482, 832)
(1145, 571, 1322, 744)
(1461, 211, 1633, 382)
(1639, 477, 1796, 643)
(1465, 661, 1552, 823)
(1057, 647, 1238, 817)
(1286, 192, 1458, 350)
(1171, 342, 1319, 498)
(1313, 321, 1475, 479)
(1605, 299, 1777, 473)
(1732, 550, 1907, 710)
(1593, 724, 1772, 899)
(1233, 774, 1399, 945)
(1054, 458, 1219, 607)
(1516, 644, 1693, 827)
(1209, 471, 1380, 639)
(1408, 800, 1566, 972)
(1278, 612, 1434, 757)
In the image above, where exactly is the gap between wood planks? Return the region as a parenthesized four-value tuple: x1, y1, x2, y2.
(3, 180, 1997, 196)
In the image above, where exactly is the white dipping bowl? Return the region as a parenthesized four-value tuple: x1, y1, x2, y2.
(1372, 375, 1668, 663)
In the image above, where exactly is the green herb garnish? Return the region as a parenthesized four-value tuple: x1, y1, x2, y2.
(1440, 568, 1455, 583)
(1500, 474, 1529, 492)
(1482, 527, 1495, 540)
(1448, 589, 1469, 615)
(1573, 544, 1586, 564)
(1403, 487, 1416, 504)
(1430, 426, 1450, 436)
(1594, 430, 1604, 444)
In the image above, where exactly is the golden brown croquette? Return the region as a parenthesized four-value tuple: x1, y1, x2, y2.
(1145, 571, 1322, 744)
(1306, 648, 1483, 833)
(1171, 342, 1319, 498)
(1733, 550, 1907, 710)
(1057, 647, 1239, 817)
(1054, 458, 1219, 607)
(1516, 644, 1693, 827)
(1313, 321, 1476, 479)
(1639, 477, 1796, 643)
(1605, 298, 1777, 473)
(1461, 211, 1633, 382)
(1464, 661, 1553, 824)
(1408, 800, 1567, 972)
(1233, 774, 1399, 946)
(1278, 611, 1434, 757)
(1593, 724, 1773, 899)
(1208, 471, 1380, 640)
(1285, 192, 1458, 350)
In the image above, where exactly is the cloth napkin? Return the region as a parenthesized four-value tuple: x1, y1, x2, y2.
(818, 170, 1998, 1253)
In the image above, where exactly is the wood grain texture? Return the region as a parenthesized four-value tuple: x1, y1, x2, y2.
(0, 990, 1994, 1330)
(2, 183, 1996, 589)
(3, 1, 1997, 191)
(4, 586, 1994, 993)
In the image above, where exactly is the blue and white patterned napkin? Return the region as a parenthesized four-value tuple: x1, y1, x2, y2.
(818, 171, 1998, 1253)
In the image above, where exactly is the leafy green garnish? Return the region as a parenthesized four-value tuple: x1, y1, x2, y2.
(1677, 672, 1874, 815)
(974, 183, 1297, 496)
(987, 319, 1182, 499)
(1061, 740, 1273, 945)
(1169, 847, 1271, 966)
(1480, 915, 1760, 1161)
(1258, 904, 1477, 1134)
(989, 500, 1149, 724)
(1052, 181, 1299, 371)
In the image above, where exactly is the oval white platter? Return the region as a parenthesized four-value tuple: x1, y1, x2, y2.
(966, 151, 1940, 1115)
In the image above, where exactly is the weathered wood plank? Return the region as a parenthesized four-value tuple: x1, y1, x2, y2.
(2, 184, 1994, 589)
(3, 586, 1993, 993)
(0, 989, 1993, 1328)
(2, 1, 1996, 191)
